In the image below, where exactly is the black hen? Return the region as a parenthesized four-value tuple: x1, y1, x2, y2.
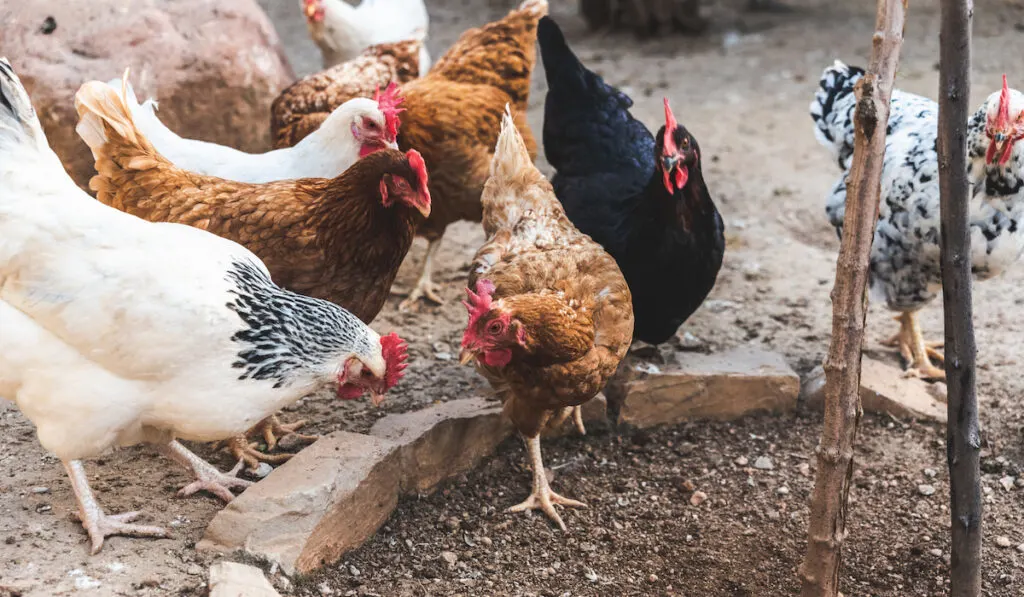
(538, 16, 724, 345)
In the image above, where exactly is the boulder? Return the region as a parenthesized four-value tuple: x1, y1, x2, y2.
(606, 347, 800, 428)
(208, 562, 280, 597)
(200, 398, 513, 574)
(1, 0, 295, 189)
(802, 357, 947, 423)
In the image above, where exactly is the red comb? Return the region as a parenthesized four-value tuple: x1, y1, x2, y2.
(374, 82, 405, 142)
(997, 74, 1012, 129)
(380, 332, 409, 391)
(405, 148, 431, 203)
(462, 279, 496, 330)
(663, 98, 679, 155)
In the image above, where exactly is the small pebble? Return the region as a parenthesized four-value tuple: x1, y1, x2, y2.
(754, 456, 774, 470)
(319, 581, 335, 596)
(929, 549, 943, 558)
(918, 484, 936, 496)
(776, 486, 790, 496)
(996, 536, 1012, 548)
(734, 456, 749, 467)
(999, 476, 1015, 491)
(798, 463, 811, 477)
(253, 462, 274, 479)
(689, 491, 708, 506)
(441, 551, 458, 566)
(348, 565, 360, 577)
(31, 486, 50, 494)
(434, 352, 452, 361)
(648, 573, 659, 583)
(923, 468, 937, 478)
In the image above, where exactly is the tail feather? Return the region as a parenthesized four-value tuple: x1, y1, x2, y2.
(75, 70, 157, 162)
(537, 16, 583, 85)
(490, 105, 537, 184)
(810, 60, 864, 153)
(0, 57, 48, 155)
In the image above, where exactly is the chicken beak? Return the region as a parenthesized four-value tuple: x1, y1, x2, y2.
(370, 390, 386, 407)
(459, 348, 477, 366)
(304, 2, 318, 18)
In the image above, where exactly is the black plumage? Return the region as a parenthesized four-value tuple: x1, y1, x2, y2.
(538, 16, 724, 345)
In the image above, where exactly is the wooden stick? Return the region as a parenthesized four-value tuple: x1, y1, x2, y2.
(799, 1, 907, 595)
(938, 0, 981, 594)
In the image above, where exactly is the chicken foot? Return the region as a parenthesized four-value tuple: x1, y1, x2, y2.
(508, 435, 587, 531)
(156, 440, 252, 503)
(882, 311, 945, 381)
(218, 415, 318, 472)
(398, 238, 445, 311)
(257, 415, 318, 451)
(63, 460, 169, 554)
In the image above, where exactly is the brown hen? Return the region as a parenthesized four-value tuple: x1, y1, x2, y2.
(271, 37, 424, 149)
(74, 78, 430, 469)
(459, 110, 634, 530)
(271, 0, 548, 311)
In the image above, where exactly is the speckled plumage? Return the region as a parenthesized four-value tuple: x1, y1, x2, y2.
(811, 61, 1024, 312)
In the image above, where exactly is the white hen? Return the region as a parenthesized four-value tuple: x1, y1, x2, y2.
(112, 73, 404, 183)
(0, 58, 409, 553)
(301, 0, 431, 72)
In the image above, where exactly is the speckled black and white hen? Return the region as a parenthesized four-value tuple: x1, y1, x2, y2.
(811, 60, 1024, 379)
(0, 59, 408, 553)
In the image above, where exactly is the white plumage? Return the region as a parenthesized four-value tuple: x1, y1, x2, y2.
(811, 60, 1024, 379)
(0, 59, 395, 553)
(302, 0, 432, 72)
(106, 73, 396, 183)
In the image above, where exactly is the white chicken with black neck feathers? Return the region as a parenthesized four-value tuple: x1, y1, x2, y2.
(0, 58, 408, 554)
(812, 61, 1024, 380)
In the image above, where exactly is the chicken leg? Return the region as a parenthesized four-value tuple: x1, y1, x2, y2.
(549, 405, 587, 435)
(156, 440, 252, 503)
(882, 311, 945, 380)
(398, 238, 445, 311)
(63, 460, 169, 554)
(220, 415, 318, 472)
(508, 435, 587, 531)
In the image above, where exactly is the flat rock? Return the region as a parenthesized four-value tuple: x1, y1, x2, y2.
(200, 398, 513, 574)
(208, 562, 280, 597)
(2, 0, 294, 188)
(802, 357, 946, 423)
(199, 432, 402, 575)
(369, 396, 511, 494)
(607, 347, 799, 428)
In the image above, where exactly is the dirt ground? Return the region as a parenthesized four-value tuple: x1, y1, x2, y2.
(3, 0, 1024, 595)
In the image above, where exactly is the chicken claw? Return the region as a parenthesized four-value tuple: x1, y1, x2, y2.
(64, 460, 168, 554)
(158, 441, 253, 503)
(397, 237, 445, 311)
(257, 415, 318, 451)
(509, 435, 587, 531)
(221, 433, 296, 473)
(883, 311, 946, 381)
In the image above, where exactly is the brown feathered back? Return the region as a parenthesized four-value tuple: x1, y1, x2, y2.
(75, 79, 428, 323)
(270, 38, 423, 149)
(267, 0, 548, 246)
(465, 110, 633, 439)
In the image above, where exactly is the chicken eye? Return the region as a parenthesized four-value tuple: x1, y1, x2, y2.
(486, 320, 503, 335)
(395, 177, 411, 191)
(681, 137, 689, 149)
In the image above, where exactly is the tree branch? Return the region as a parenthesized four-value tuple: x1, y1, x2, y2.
(799, 1, 907, 595)
(938, 0, 981, 595)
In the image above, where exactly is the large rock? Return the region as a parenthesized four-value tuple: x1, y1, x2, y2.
(200, 398, 511, 574)
(369, 396, 511, 493)
(1, 0, 295, 188)
(606, 348, 800, 428)
(208, 562, 280, 597)
(802, 357, 947, 423)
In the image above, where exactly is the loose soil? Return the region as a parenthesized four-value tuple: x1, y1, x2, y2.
(2, 0, 1024, 595)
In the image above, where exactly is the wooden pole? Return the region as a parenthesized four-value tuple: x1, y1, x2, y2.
(799, 1, 907, 595)
(937, 0, 982, 595)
